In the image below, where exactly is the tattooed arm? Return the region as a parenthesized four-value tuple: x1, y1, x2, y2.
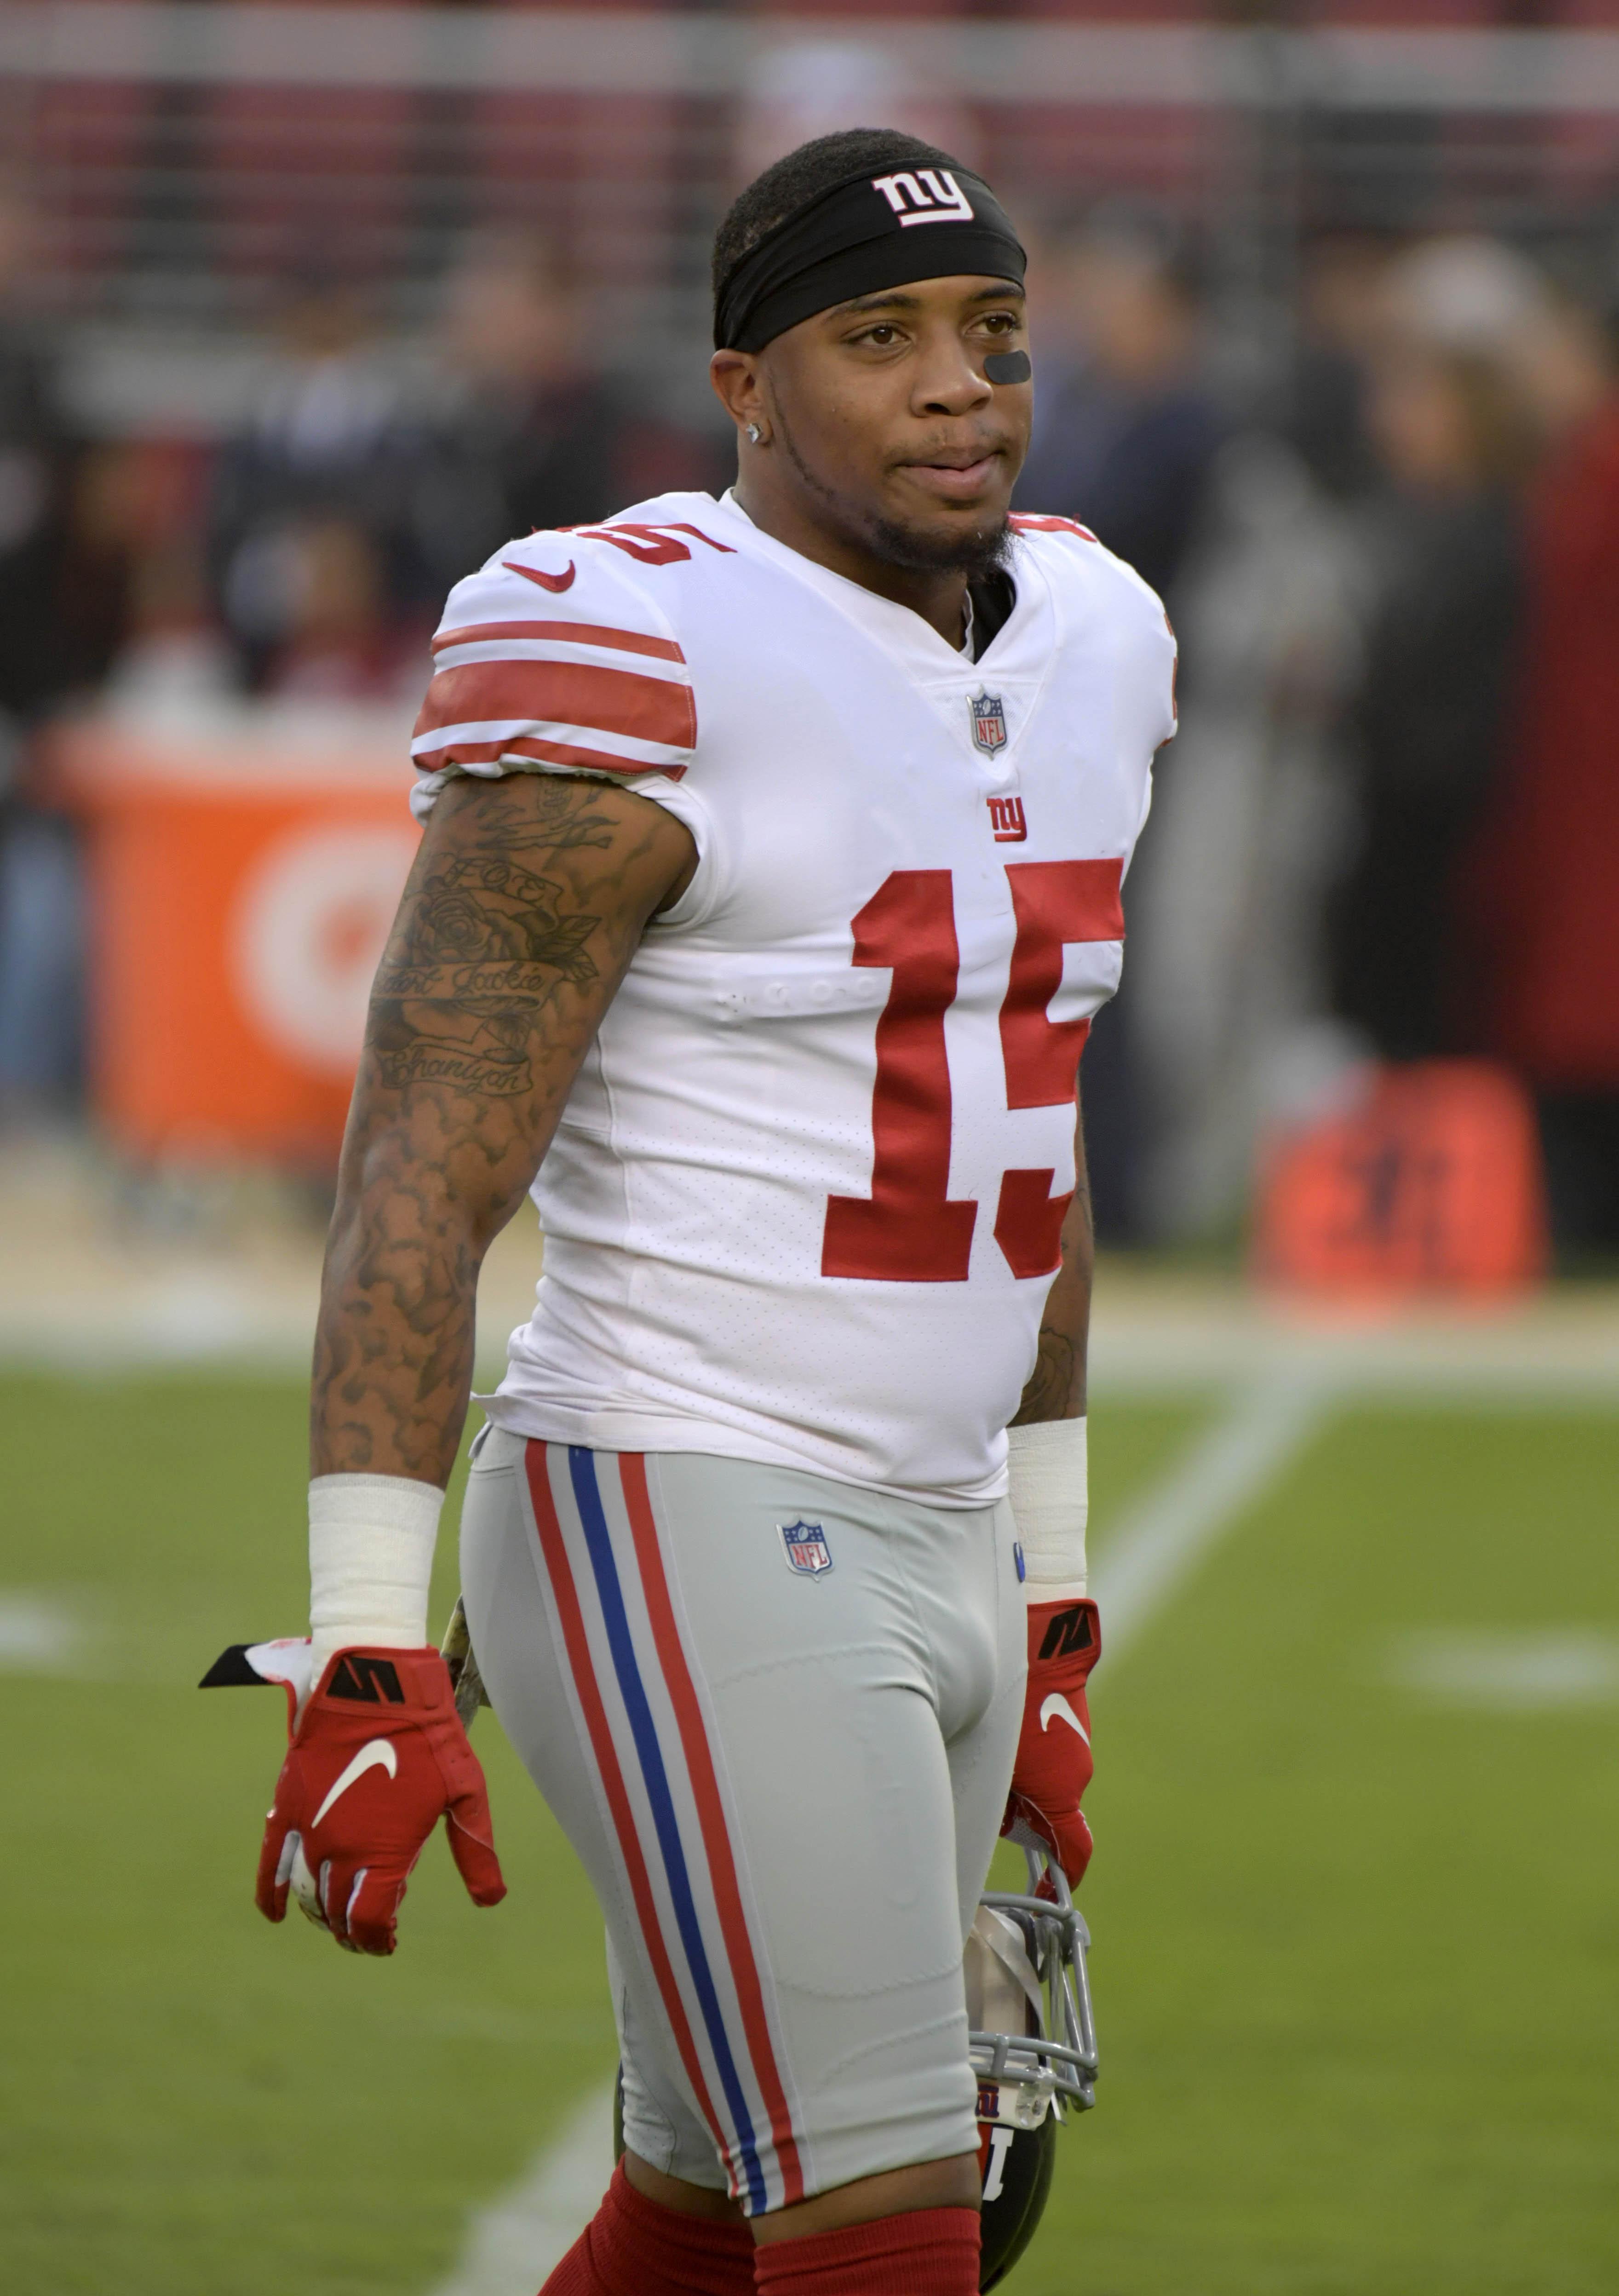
(311, 772, 695, 1486)
(1010, 1084, 1093, 1424)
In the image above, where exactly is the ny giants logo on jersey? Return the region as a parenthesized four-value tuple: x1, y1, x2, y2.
(778, 1520, 833, 1578)
(872, 170, 976, 227)
(986, 794, 1027, 843)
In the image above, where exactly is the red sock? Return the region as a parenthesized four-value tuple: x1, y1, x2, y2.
(539, 2160, 756, 2295)
(752, 2206, 981, 2294)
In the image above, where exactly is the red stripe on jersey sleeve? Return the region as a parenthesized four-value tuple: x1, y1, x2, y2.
(414, 659, 696, 750)
(411, 733, 687, 781)
(430, 619, 686, 664)
(1010, 513, 1100, 542)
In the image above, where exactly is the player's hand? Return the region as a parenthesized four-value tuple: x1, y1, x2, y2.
(254, 1645, 506, 1955)
(1002, 1597, 1100, 1890)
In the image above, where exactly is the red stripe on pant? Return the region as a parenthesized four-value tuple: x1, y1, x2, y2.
(523, 1443, 730, 2165)
(619, 1452, 808, 2205)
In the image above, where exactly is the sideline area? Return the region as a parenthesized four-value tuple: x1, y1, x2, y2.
(3, 1288, 1615, 2290)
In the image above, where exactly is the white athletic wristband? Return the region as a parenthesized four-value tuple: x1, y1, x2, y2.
(1006, 1418, 1088, 1602)
(309, 1474, 444, 1670)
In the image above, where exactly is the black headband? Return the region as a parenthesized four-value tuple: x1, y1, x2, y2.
(714, 163, 1026, 354)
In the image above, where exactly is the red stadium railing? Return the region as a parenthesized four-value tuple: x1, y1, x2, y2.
(6, 7, 1619, 334)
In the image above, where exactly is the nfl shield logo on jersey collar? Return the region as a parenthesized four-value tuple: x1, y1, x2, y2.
(970, 691, 1008, 756)
(779, 1520, 833, 1578)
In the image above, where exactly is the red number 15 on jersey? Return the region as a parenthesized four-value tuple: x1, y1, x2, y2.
(822, 861, 1123, 1284)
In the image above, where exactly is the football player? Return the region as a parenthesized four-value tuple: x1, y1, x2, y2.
(246, 129, 1173, 2295)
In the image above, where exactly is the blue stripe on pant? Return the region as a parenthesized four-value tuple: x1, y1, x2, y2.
(567, 1446, 769, 2214)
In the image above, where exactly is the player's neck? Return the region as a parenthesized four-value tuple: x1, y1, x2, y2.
(732, 477, 970, 649)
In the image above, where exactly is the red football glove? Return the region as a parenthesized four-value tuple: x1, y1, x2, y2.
(1001, 1597, 1101, 1890)
(255, 1646, 505, 1956)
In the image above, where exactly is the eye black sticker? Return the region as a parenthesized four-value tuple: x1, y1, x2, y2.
(984, 350, 1032, 386)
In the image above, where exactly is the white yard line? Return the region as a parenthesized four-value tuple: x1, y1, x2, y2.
(429, 2084, 617, 2296)
(1386, 1628, 1619, 1709)
(426, 1375, 1330, 2291)
(1089, 1372, 1336, 1667)
(0, 1594, 84, 1670)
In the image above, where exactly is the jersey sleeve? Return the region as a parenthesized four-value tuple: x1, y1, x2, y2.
(409, 535, 697, 823)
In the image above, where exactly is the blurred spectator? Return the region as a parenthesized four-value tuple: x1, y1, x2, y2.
(412, 229, 729, 600)
(1383, 235, 1551, 369)
(1016, 203, 1225, 1242)
(57, 438, 229, 706)
(1464, 284, 1619, 1257)
(1016, 203, 1224, 605)
(0, 186, 83, 1116)
(1326, 336, 1531, 1062)
(210, 271, 435, 687)
(259, 518, 424, 704)
(1283, 232, 1390, 501)
(411, 230, 625, 594)
(1125, 432, 1362, 1246)
(0, 205, 72, 737)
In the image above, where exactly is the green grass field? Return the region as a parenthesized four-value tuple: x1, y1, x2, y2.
(3, 1371, 1616, 2295)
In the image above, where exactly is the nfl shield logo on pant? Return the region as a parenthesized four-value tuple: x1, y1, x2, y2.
(778, 1520, 833, 1577)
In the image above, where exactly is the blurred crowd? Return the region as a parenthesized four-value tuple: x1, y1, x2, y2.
(2, 175, 1618, 1262)
(1050, 211, 1619, 1265)
(0, 209, 730, 1123)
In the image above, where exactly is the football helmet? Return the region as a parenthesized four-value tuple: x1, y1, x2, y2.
(968, 1846, 1098, 2290)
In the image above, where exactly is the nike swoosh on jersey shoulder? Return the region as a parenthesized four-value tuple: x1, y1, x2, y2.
(505, 557, 576, 593)
(417, 537, 699, 782)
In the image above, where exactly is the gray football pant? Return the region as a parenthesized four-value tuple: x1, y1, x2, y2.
(459, 1431, 1026, 2215)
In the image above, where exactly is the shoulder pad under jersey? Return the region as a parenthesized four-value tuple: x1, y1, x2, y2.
(1010, 512, 1178, 748)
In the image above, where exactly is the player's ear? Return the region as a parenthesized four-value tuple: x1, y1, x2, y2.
(709, 349, 768, 446)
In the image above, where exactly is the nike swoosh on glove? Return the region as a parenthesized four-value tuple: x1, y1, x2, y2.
(253, 1646, 505, 1956)
(1001, 1597, 1101, 1890)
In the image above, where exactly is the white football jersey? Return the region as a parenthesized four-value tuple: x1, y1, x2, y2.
(412, 490, 1176, 1504)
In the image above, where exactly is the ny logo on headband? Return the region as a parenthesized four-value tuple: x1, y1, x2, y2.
(872, 169, 976, 227)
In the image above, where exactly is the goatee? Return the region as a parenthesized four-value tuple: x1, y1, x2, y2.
(861, 509, 1014, 582)
(775, 413, 1015, 584)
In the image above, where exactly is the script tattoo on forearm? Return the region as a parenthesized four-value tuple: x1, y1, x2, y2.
(311, 772, 690, 1483)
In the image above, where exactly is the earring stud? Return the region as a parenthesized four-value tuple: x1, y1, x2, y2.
(746, 422, 762, 443)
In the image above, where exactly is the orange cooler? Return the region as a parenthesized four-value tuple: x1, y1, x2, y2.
(52, 704, 420, 1165)
(1253, 1059, 1548, 1301)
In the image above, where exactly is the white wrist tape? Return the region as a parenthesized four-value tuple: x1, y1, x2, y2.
(309, 1474, 443, 1668)
(1006, 1418, 1088, 1602)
